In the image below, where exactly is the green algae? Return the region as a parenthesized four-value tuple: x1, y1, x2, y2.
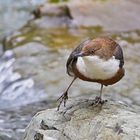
(4, 23, 104, 50)
(49, 0, 69, 3)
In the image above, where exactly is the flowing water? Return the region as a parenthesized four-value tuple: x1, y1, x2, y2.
(0, 0, 140, 140)
(0, 1, 50, 139)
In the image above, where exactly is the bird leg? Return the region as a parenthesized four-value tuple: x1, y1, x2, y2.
(93, 84, 107, 106)
(100, 84, 103, 98)
(57, 77, 77, 111)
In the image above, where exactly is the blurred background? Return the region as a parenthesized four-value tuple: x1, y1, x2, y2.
(0, 0, 140, 139)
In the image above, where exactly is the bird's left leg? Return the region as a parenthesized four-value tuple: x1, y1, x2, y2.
(57, 77, 77, 111)
(94, 84, 107, 105)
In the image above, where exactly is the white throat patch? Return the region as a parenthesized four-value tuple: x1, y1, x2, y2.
(76, 55, 120, 80)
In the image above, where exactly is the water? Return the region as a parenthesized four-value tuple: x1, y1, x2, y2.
(0, 1, 49, 139)
(0, 50, 52, 140)
(0, 0, 47, 37)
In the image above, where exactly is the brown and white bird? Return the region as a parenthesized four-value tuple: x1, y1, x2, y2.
(57, 37, 125, 110)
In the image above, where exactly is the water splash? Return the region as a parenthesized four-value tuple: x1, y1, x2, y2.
(0, 50, 47, 109)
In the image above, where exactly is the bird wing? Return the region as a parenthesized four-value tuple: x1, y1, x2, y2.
(66, 38, 91, 76)
(113, 44, 124, 68)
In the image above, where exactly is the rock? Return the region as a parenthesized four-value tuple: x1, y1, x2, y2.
(33, 4, 72, 18)
(32, 3, 74, 28)
(23, 99, 140, 140)
(13, 42, 48, 57)
(32, 0, 140, 31)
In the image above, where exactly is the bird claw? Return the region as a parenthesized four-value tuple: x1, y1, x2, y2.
(57, 91, 68, 111)
(91, 96, 107, 106)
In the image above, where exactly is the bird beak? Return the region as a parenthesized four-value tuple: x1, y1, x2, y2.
(74, 52, 84, 57)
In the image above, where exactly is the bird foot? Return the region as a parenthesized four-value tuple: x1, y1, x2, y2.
(59, 97, 107, 116)
(91, 96, 107, 106)
(57, 91, 68, 111)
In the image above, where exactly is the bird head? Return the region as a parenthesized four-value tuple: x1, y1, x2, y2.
(74, 41, 100, 58)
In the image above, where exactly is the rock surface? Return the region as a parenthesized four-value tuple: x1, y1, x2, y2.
(23, 99, 140, 140)
(33, 0, 140, 31)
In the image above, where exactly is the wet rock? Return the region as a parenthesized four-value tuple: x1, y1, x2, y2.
(32, 3, 74, 28)
(13, 42, 48, 57)
(32, 0, 140, 31)
(33, 4, 73, 19)
(23, 100, 140, 140)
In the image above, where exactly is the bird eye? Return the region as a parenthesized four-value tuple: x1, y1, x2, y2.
(91, 50, 94, 53)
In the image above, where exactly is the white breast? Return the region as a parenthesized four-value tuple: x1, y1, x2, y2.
(76, 55, 120, 80)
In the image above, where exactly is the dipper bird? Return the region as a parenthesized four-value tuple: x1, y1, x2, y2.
(57, 37, 125, 110)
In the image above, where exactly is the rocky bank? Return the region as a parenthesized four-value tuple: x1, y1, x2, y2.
(23, 99, 140, 140)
